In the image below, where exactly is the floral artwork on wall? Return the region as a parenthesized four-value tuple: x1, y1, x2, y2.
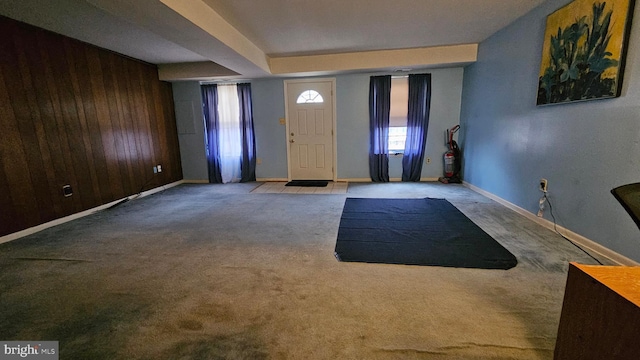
(537, 0, 635, 105)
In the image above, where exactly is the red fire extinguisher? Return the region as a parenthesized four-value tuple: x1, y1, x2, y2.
(439, 125, 461, 183)
(444, 151, 455, 178)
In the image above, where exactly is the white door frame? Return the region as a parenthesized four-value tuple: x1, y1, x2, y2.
(283, 78, 337, 181)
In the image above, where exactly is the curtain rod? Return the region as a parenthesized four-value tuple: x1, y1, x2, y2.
(199, 80, 250, 85)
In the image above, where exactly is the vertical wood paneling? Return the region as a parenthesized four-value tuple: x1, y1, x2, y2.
(37, 31, 81, 215)
(75, 40, 113, 204)
(0, 16, 182, 237)
(62, 37, 103, 207)
(107, 53, 135, 195)
(0, 59, 38, 232)
(45, 35, 94, 212)
(5, 23, 56, 224)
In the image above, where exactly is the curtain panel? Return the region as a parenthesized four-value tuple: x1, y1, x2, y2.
(237, 83, 256, 182)
(201, 84, 223, 183)
(201, 83, 256, 184)
(402, 74, 432, 182)
(369, 75, 391, 182)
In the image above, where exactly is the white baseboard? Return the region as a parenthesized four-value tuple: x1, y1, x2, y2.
(463, 181, 639, 266)
(182, 179, 209, 184)
(338, 178, 440, 183)
(338, 178, 371, 182)
(0, 180, 184, 245)
(256, 178, 289, 182)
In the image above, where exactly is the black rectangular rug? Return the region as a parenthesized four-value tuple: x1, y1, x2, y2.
(285, 180, 328, 187)
(334, 198, 517, 269)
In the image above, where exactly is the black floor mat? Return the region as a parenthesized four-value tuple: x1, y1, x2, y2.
(285, 180, 329, 187)
(334, 197, 517, 269)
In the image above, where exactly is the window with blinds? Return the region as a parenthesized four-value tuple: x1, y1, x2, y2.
(389, 76, 408, 154)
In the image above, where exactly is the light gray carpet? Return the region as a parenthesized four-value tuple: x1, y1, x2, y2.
(0, 182, 603, 359)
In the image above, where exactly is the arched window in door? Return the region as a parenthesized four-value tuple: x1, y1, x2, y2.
(296, 90, 324, 104)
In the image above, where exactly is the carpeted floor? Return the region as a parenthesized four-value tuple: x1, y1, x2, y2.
(0, 182, 605, 359)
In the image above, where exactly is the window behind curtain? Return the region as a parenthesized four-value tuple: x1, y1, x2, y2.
(389, 76, 408, 154)
(217, 84, 242, 183)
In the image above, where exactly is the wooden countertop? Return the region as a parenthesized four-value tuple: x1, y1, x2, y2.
(571, 262, 640, 307)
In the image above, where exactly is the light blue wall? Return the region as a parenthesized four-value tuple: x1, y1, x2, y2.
(252, 79, 289, 179)
(334, 70, 465, 179)
(172, 82, 207, 181)
(254, 70, 465, 180)
(335, 74, 370, 179)
(459, 0, 640, 261)
(172, 69, 464, 182)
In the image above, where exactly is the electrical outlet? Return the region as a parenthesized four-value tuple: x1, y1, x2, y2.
(425, 157, 431, 164)
(540, 178, 548, 192)
(62, 185, 73, 197)
(157, 165, 162, 173)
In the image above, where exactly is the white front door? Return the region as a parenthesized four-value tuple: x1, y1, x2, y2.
(284, 79, 336, 181)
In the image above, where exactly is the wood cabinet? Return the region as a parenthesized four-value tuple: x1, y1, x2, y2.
(554, 262, 640, 359)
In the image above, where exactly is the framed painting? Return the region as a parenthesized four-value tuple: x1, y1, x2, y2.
(537, 0, 636, 105)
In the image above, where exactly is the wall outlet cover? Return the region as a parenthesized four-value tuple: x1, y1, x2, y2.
(540, 178, 548, 192)
(63, 185, 73, 197)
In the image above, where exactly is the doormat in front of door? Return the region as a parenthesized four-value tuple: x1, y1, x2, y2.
(285, 180, 329, 187)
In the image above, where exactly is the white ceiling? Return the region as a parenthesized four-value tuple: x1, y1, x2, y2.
(0, 0, 547, 80)
(203, 0, 543, 57)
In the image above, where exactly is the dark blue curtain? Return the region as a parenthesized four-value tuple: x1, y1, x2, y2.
(369, 75, 391, 182)
(237, 83, 256, 182)
(201, 84, 223, 183)
(402, 74, 432, 182)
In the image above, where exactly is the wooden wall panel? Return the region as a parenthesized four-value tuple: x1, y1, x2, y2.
(0, 16, 182, 237)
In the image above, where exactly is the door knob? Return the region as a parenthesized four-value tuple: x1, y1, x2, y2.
(290, 139, 295, 143)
